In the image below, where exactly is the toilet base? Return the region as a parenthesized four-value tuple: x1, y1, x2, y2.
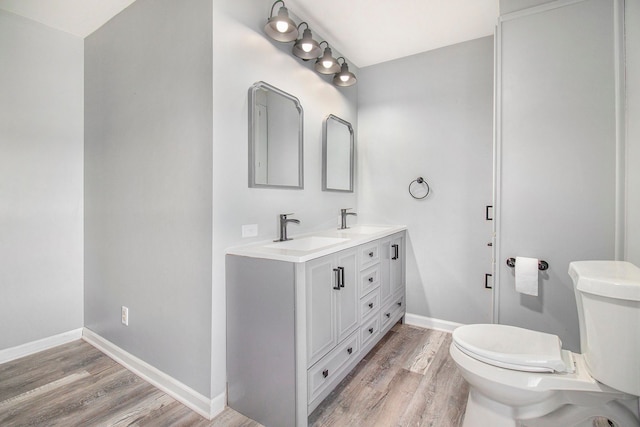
(462, 389, 640, 427)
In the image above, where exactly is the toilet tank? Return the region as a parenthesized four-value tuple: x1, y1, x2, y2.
(569, 261, 640, 397)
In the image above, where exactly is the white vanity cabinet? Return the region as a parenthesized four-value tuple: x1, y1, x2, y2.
(226, 228, 406, 427)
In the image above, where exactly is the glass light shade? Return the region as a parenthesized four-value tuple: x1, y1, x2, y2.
(292, 28, 321, 60)
(333, 62, 357, 87)
(314, 47, 340, 74)
(264, 6, 298, 42)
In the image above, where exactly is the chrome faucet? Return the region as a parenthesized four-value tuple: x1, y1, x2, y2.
(275, 213, 300, 242)
(340, 208, 357, 230)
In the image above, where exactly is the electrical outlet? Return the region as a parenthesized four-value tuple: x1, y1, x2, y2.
(121, 306, 129, 326)
(242, 224, 258, 238)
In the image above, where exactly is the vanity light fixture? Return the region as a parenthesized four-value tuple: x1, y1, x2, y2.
(333, 57, 357, 87)
(314, 41, 340, 75)
(262, 3, 357, 87)
(292, 22, 322, 60)
(264, 0, 298, 42)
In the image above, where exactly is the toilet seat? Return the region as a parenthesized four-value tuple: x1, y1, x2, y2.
(452, 324, 574, 373)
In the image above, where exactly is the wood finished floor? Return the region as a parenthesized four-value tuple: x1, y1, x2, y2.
(0, 324, 468, 426)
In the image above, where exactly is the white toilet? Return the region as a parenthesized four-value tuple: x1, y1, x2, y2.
(450, 261, 640, 427)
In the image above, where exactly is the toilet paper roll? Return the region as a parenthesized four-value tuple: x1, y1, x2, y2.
(515, 256, 539, 296)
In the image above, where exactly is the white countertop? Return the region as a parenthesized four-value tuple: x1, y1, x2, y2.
(226, 224, 407, 263)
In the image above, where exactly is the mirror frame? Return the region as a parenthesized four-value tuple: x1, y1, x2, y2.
(322, 114, 355, 192)
(248, 81, 304, 189)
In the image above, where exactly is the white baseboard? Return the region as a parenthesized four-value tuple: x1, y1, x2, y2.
(0, 328, 83, 364)
(404, 313, 463, 333)
(82, 328, 224, 420)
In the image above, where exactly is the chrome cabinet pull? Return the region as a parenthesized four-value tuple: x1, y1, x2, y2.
(368, 327, 374, 334)
(368, 302, 374, 309)
(322, 369, 329, 378)
(368, 277, 374, 283)
(391, 244, 399, 260)
(338, 266, 345, 288)
(385, 312, 391, 318)
(347, 347, 353, 355)
(333, 268, 341, 290)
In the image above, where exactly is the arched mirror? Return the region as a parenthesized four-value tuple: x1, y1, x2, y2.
(248, 81, 303, 189)
(322, 114, 354, 192)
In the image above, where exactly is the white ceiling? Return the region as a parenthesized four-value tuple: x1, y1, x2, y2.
(0, 0, 500, 68)
(0, 0, 136, 38)
(286, 0, 499, 68)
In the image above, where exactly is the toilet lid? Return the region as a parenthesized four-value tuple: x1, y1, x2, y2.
(452, 324, 571, 373)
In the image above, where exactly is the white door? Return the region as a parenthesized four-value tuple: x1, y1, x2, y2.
(495, 0, 622, 352)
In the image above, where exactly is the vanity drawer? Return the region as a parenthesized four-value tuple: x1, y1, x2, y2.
(360, 264, 380, 296)
(308, 331, 359, 403)
(359, 242, 380, 269)
(381, 294, 405, 331)
(360, 316, 380, 349)
(360, 289, 380, 322)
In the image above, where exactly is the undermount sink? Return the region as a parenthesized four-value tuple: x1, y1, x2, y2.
(338, 225, 390, 235)
(265, 236, 349, 251)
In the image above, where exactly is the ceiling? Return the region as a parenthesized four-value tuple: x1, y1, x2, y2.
(0, 0, 136, 38)
(0, 0, 499, 68)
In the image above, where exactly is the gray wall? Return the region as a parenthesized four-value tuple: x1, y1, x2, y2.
(357, 37, 495, 325)
(626, 0, 640, 265)
(210, 0, 358, 399)
(84, 0, 213, 396)
(0, 11, 84, 350)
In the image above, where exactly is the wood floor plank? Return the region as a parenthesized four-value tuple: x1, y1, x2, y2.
(369, 368, 424, 427)
(0, 340, 109, 402)
(0, 371, 91, 412)
(405, 329, 448, 375)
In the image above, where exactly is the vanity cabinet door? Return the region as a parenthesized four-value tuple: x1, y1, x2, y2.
(335, 250, 358, 343)
(306, 248, 358, 366)
(306, 255, 337, 366)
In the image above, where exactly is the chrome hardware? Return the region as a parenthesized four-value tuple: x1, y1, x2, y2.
(339, 208, 357, 230)
(275, 213, 300, 242)
(391, 244, 399, 260)
(368, 252, 374, 257)
(368, 277, 373, 283)
(347, 347, 353, 355)
(397, 301, 402, 307)
(368, 327, 374, 334)
(338, 266, 345, 288)
(506, 257, 549, 271)
(409, 177, 430, 199)
(368, 302, 374, 309)
(322, 369, 328, 378)
(333, 268, 341, 290)
(385, 312, 391, 318)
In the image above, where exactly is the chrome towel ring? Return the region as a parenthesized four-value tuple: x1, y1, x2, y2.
(409, 177, 430, 199)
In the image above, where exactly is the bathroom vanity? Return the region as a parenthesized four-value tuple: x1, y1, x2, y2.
(226, 225, 406, 427)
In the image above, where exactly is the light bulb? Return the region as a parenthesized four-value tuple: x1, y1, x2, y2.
(322, 60, 333, 68)
(340, 74, 349, 82)
(276, 21, 289, 33)
(302, 42, 313, 53)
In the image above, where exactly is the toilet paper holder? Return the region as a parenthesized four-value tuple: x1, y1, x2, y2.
(506, 257, 549, 271)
